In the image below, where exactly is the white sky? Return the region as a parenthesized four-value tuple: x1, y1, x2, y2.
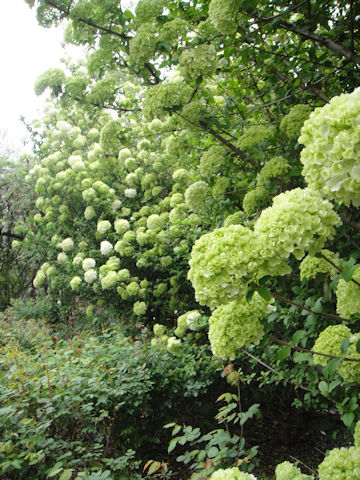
(0, 0, 81, 151)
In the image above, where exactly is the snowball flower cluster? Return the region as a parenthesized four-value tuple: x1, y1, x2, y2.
(280, 104, 311, 138)
(188, 225, 263, 308)
(275, 461, 313, 479)
(318, 446, 360, 480)
(208, 293, 273, 359)
(100, 271, 119, 290)
(254, 188, 341, 261)
(209, 468, 257, 480)
(97, 220, 112, 234)
(185, 181, 210, 212)
(337, 333, 360, 383)
(313, 325, 351, 366)
(237, 125, 275, 150)
(114, 219, 130, 234)
(178, 44, 218, 82)
(258, 156, 290, 184)
(82, 258, 96, 271)
(84, 269, 97, 284)
(133, 301, 147, 316)
(336, 266, 360, 317)
(61, 237, 74, 252)
(208, 0, 240, 35)
(84, 206, 96, 220)
(70, 276, 82, 291)
(100, 241, 113, 255)
(299, 250, 340, 281)
(142, 79, 192, 120)
(299, 87, 360, 206)
(243, 187, 269, 215)
(124, 188, 137, 198)
(199, 146, 226, 178)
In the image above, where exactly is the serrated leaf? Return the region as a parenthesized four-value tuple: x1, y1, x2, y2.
(291, 330, 307, 345)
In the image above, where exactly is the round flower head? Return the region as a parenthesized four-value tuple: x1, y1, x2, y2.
(33, 270, 46, 288)
(275, 461, 313, 480)
(188, 225, 267, 308)
(97, 220, 112, 234)
(100, 241, 113, 255)
(208, 293, 272, 359)
(118, 148, 132, 161)
(84, 269, 97, 284)
(70, 276, 82, 291)
(185, 181, 210, 212)
(57, 252, 68, 264)
(312, 325, 351, 366)
(299, 87, 360, 206)
(124, 188, 137, 198)
(199, 146, 226, 178)
(258, 156, 291, 184)
(178, 44, 218, 82)
(84, 206, 96, 220)
(101, 271, 119, 290)
(318, 446, 360, 480)
(300, 250, 341, 281)
(337, 333, 360, 383)
(114, 218, 130, 234)
(61, 237, 74, 252)
(336, 266, 360, 317)
(167, 336, 181, 355)
(133, 301, 147, 316)
(209, 468, 257, 480)
(280, 104, 312, 138)
(82, 258, 96, 271)
(254, 188, 341, 262)
(208, 0, 240, 34)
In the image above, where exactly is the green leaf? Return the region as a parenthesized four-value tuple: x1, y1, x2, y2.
(258, 287, 272, 302)
(148, 461, 161, 475)
(207, 446, 219, 458)
(168, 438, 178, 453)
(342, 412, 355, 427)
(340, 338, 350, 354)
(291, 329, 307, 346)
(59, 470, 74, 480)
(275, 346, 291, 361)
(318, 381, 328, 396)
(356, 339, 360, 354)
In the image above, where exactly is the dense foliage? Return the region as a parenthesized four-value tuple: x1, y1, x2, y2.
(1, 0, 360, 478)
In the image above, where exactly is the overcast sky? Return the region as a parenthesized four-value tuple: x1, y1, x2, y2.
(0, 0, 81, 151)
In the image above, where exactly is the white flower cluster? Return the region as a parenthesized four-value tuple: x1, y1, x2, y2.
(208, 0, 240, 35)
(299, 87, 360, 206)
(184, 181, 210, 212)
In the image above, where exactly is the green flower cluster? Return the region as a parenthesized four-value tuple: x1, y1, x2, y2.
(280, 104, 311, 138)
(135, 0, 164, 24)
(243, 187, 270, 215)
(336, 266, 360, 317)
(299, 87, 360, 206)
(209, 468, 257, 480)
(258, 156, 290, 184)
(142, 79, 193, 120)
(199, 146, 226, 178)
(188, 225, 263, 308)
(208, 0, 240, 35)
(337, 333, 360, 383)
(299, 249, 341, 281)
(275, 461, 313, 479)
(237, 125, 276, 150)
(254, 188, 341, 261)
(178, 44, 218, 82)
(184, 181, 210, 212)
(129, 23, 156, 65)
(34, 68, 65, 96)
(313, 325, 351, 366)
(354, 421, 360, 447)
(208, 293, 272, 359)
(318, 446, 360, 480)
